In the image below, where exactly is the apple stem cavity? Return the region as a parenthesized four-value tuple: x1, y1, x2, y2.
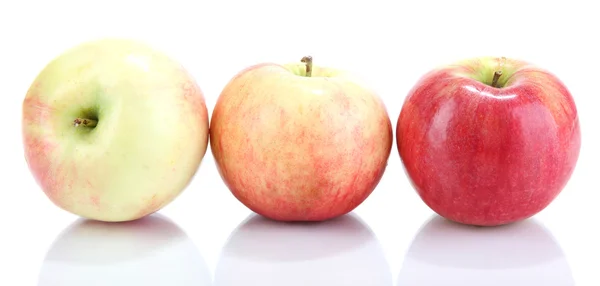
(491, 70, 503, 88)
(73, 118, 98, 128)
(301, 56, 313, 77)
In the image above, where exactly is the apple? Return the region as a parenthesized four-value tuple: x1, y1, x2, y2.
(22, 38, 209, 222)
(397, 56, 581, 226)
(210, 56, 393, 222)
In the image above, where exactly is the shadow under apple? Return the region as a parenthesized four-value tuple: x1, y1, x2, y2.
(397, 215, 575, 286)
(38, 214, 211, 286)
(214, 213, 392, 286)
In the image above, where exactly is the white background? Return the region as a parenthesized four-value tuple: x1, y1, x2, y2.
(1, 0, 598, 285)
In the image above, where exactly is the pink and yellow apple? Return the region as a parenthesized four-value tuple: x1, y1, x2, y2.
(210, 56, 393, 222)
(397, 56, 581, 226)
(22, 38, 209, 222)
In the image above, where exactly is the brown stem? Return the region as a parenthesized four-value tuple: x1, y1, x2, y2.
(491, 70, 502, 88)
(491, 56, 507, 88)
(301, 56, 313, 77)
(74, 118, 98, 127)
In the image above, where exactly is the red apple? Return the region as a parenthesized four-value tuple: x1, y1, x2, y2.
(397, 57, 581, 226)
(210, 56, 393, 222)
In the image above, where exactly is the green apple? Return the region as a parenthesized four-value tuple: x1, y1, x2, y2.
(22, 38, 209, 222)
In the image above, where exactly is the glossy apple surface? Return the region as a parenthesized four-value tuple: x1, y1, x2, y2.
(22, 38, 209, 222)
(397, 57, 581, 226)
(210, 57, 393, 222)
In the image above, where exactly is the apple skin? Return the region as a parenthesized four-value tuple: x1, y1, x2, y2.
(210, 60, 393, 222)
(397, 57, 581, 226)
(22, 39, 209, 222)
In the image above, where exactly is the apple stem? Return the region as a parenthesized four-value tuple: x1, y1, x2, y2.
(491, 70, 502, 88)
(301, 56, 313, 77)
(73, 118, 98, 128)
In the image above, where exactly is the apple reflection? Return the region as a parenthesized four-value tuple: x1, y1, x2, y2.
(214, 213, 392, 286)
(397, 216, 575, 285)
(38, 214, 211, 286)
